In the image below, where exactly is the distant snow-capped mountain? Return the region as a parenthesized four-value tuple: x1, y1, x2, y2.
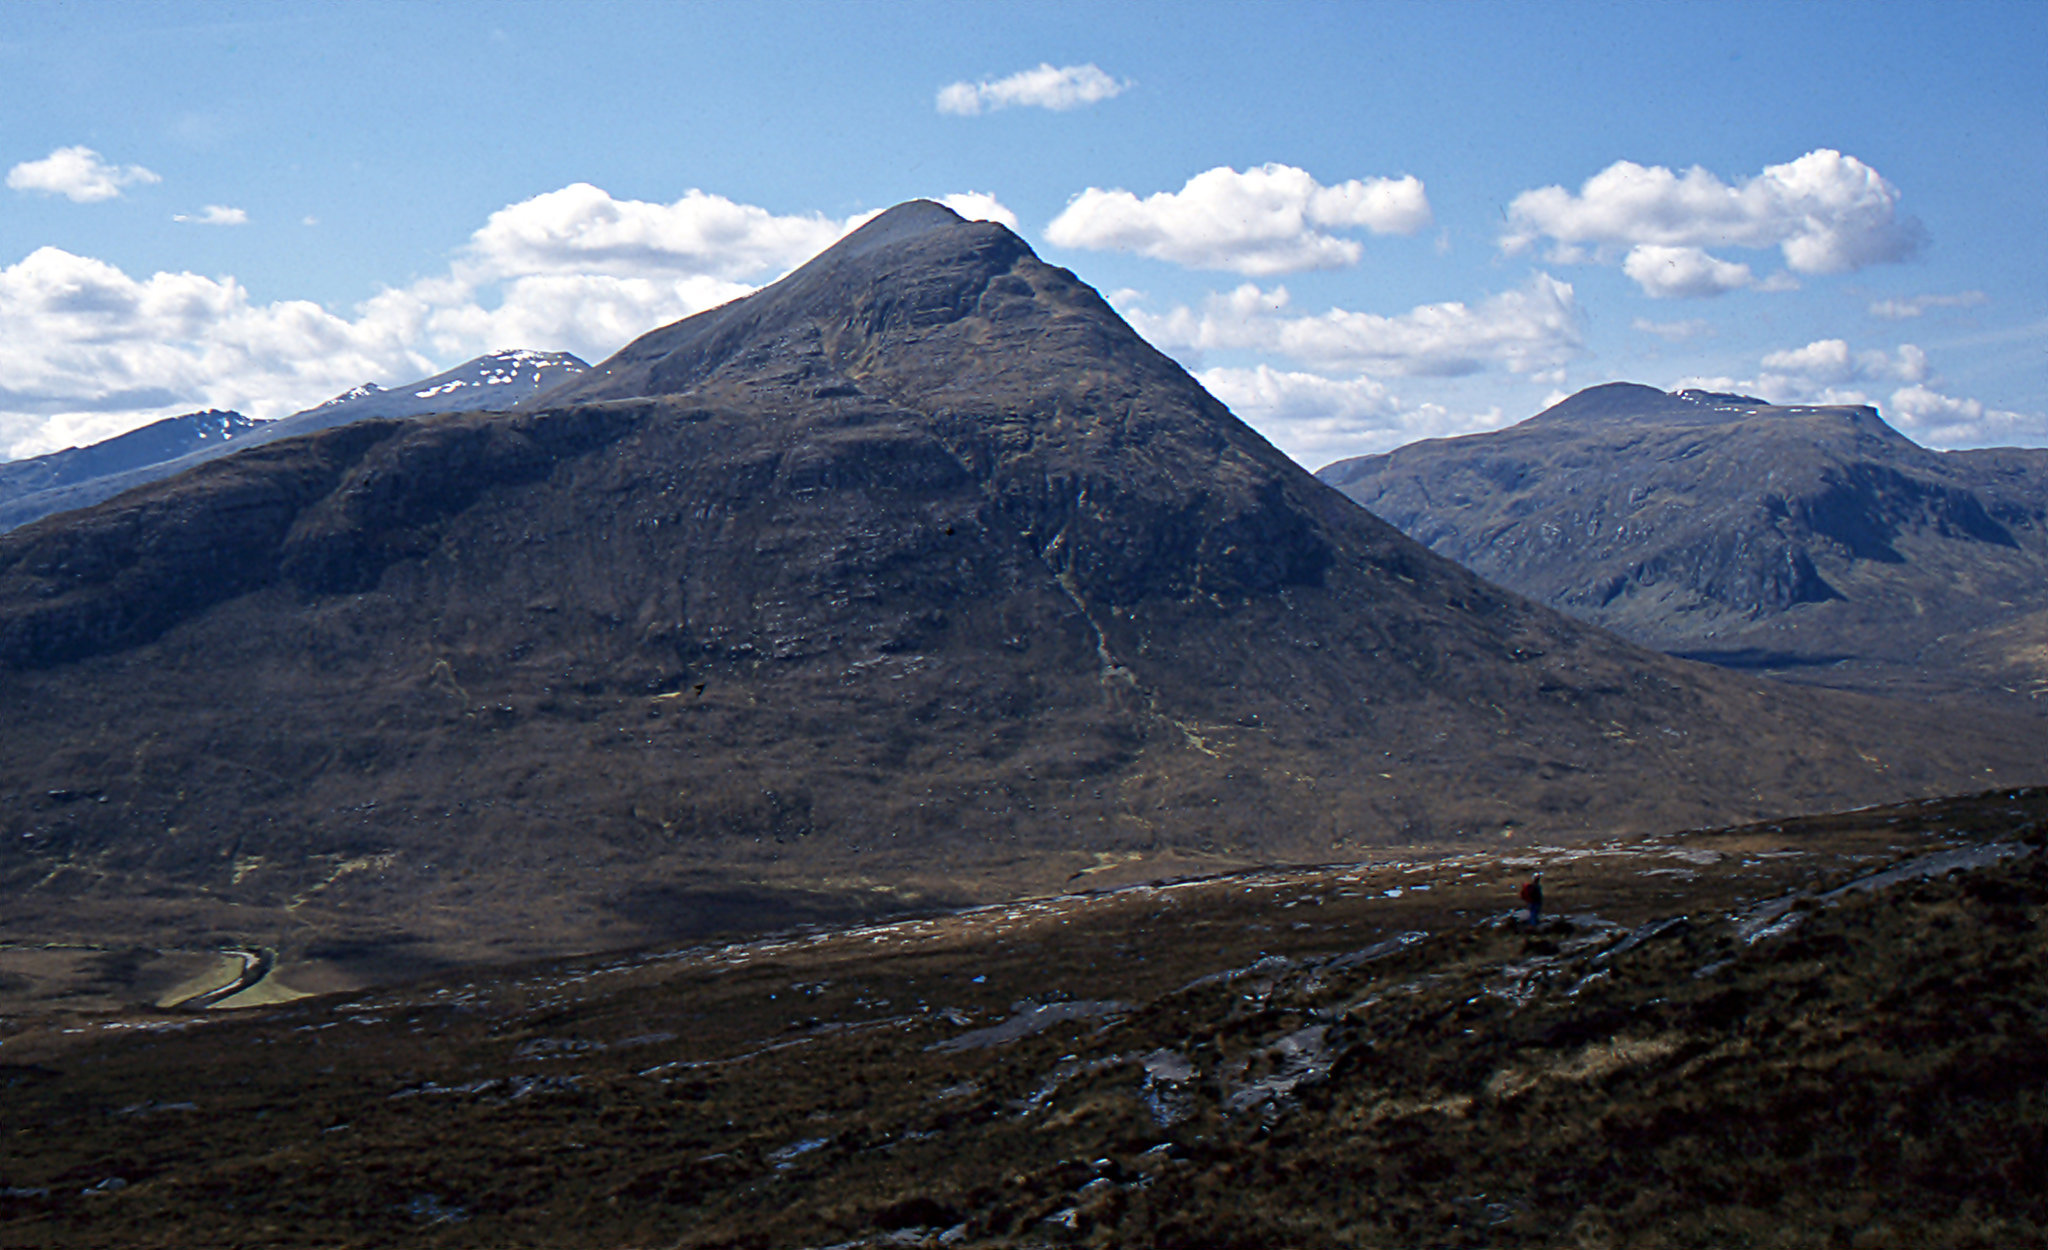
(301, 349, 588, 423)
(0, 409, 262, 531)
(0, 350, 589, 533)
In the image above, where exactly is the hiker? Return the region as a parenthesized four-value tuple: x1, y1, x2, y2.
(1520, 873, 1544, 926)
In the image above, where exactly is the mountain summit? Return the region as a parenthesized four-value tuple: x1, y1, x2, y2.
(534, 201, 1043, 406)
(0, 207, 2037, 982)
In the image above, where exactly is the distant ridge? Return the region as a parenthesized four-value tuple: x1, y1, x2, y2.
(0, 409, 259, 531)
(0, 349, 588, 533)
(1320, 384, 2048, 702)
(301, 348, 589, 426)
(1524, 382, 1777, 426)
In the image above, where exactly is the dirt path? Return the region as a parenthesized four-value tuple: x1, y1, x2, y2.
(174, 949, 270, 1009)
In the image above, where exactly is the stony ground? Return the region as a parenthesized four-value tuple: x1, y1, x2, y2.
(2, 786, 2044, 1249)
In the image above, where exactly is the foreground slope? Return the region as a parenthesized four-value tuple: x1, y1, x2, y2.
(0, 206, 2039, 980)
(1319, 384, 2048, 702)
(3, 788, 2043, 1248)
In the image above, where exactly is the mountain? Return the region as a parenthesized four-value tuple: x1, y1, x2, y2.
(286, 347, 590, 430)
(0, 350, 588, 534)
(1319, 383, 2048, 703)
(0, 206, 2040, 989)
(0, 409, 260, 532)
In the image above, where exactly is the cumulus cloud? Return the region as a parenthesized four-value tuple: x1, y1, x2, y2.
(1124, 274, 1583, 377)
(1046, 164, 1432, 276)
(363, 272, 753, 374)
(1868, 290, 1988, 320)
(1756, 338, 1927, 388)
(1672, 336, 2043, 447)
(1881, 385, 2043, 445)
(462, 183, 849, 282)
(0, 245, 433, 456)
(1195, 363, 1508, 465)
(936, 62, 1129, 115)
(1622, 245, 1754, 299)
(6, 145, 161, 202)
(1632, 317, 1714, 342)
(173, 204, 248, 226)
(0, 183, 1022, 458)
(1504, 149, 1923, 298)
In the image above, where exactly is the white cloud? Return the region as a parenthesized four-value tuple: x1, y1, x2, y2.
(1882, 384, 2043, 445)
(6, 145, 161, 203)
(1125, 274, 1583, 377)
(1045, 164, 1431, 276)
(463, 183, 849, 282)
(1632, 317, 1714, 342)
(936, 62, 1129, 115)
(1672, 336, 2044, 447)
(1622, 245, 1753, 299)
(1195, 363, 1509, 465)
(0, 246, 433, 456)
(1504, 149, 1923, 298)
(1757, 338, 1928, 388)
(1868, 290, 1988, 320)
(173, 204, 248, 226)
(1756, 339, 1851, 385)
(0, 183, 1021, 459)
(398, 272, 755, 368)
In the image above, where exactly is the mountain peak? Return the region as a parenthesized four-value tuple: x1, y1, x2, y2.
(832, 199, 969, 255)
(531, 199, 1072, 410)
(1529, 383, 1711, 424)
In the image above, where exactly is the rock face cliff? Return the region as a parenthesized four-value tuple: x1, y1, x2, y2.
(1320, 384, 2048, 703)
(0, 208, 2037, 971)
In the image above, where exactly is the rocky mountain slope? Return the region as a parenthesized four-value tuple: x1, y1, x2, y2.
(0, 408, 259, 532)
(3, 786, 2042, 1248)
(0, 349, 587, 533)
(1318, 384, 2048, 703)
(0, 206, 2040, 984)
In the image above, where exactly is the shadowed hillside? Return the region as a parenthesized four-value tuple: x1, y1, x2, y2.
(0, 207, 2039, 989)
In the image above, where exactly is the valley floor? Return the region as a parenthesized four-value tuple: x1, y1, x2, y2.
(1, 788, 2044, 1248)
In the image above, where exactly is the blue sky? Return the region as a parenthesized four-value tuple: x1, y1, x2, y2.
(2, 0, 2042, 468)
